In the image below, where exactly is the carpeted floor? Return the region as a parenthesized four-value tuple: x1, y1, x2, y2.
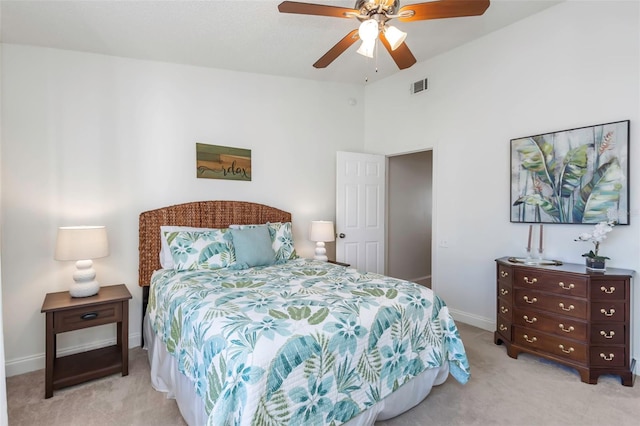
(7, 322, 640, 425)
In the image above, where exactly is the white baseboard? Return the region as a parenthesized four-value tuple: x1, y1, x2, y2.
(5, 332, 142, 377)
(448, 308, 494, 332)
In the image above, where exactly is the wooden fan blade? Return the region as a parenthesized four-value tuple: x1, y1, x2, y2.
(398, 0, 490, 22)
(379, 32, 417, 70)
(278, 1, 357, 18)
(313, 29, 360, 68)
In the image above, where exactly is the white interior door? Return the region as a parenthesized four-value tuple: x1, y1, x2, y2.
(336, 151, 385, 273)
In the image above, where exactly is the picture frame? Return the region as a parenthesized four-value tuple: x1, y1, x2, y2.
(510, 120, 629, 224)
(196, 143, 252, 181)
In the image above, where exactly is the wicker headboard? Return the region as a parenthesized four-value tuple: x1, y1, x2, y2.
(138, 200, 292, 286)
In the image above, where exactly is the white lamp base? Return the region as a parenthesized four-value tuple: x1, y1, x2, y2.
(314, 242, 328, 262)
(69, 259, 100, 298)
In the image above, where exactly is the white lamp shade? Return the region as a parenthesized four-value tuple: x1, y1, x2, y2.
(309, 221, 335, 242)
(356, 39, 376, 58)
(384, 25, 407, 51)
(55, 226, 109, 261)
(358, 19, 379, 42)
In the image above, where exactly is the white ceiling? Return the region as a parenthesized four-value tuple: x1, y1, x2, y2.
(0, 0, 562, 85)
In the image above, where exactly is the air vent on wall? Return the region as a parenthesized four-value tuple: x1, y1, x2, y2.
(411, 78, 428, 95)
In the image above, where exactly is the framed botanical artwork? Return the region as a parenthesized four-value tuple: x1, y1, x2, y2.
(196, 143, 252, 181)
(510, 120, 629, 224)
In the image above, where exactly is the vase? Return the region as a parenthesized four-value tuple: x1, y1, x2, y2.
(585, 257, 606, 271)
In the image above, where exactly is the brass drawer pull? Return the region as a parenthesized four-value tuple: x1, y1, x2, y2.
(558, 282, 574, 290)
(600, 353, 615, 361)
(500, 271, 509, 278)
(558, 324, 574, 333)
(600, 308, 616, 317)
(500, 306, 509, 314)
(558, 344, 574, 354)
(558, 303, 574, 312)
(523, 334, 537, 343)
(523, 277, 537, 285)
(523, 315, 537, 324)
(499, 324, 508, 332)
(600, 286, 615, 294)
(80, 312, 99, 320)
(523, 296, 537, 304)
(600, 330, 615, 339)
(500, 288, 509, 296)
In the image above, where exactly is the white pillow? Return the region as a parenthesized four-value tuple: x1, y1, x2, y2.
(159, 226, 217, 269)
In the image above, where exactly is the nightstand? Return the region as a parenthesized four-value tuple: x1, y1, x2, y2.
(328, 260, 350, 267)
(41, 284, 132, 398)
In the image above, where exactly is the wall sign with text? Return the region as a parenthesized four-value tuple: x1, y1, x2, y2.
(196, 143, 251, 181)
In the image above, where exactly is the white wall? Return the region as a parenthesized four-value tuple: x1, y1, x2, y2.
(0, 45, 364, 375)
(0, 35, 9, 424)
(364, 0, 640, 362)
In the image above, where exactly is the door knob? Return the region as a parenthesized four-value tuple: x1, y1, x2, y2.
(338, 233, 346, 238)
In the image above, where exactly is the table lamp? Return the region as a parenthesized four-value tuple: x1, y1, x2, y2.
(55, 226, 109, 297)
(309, 220, 335, 262)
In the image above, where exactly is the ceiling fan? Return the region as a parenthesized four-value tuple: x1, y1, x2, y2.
(278, 0, 490, 70)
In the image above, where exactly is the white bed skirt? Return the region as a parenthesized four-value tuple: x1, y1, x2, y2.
(144, 314, 449, 426)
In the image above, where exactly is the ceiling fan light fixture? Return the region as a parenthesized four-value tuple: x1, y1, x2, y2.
(358, 19, 379, 42)
(356, 39, 375, 58)
(384, 25, 407, 51)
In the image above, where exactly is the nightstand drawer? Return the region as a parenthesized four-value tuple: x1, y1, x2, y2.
(54, 302, 122, 333)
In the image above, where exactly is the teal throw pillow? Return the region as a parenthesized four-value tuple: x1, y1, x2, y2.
(230, 226, 276, 268)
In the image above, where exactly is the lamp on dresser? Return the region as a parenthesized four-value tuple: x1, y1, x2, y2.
(54, 226, 109, 297)
(309, 220, 335, 262)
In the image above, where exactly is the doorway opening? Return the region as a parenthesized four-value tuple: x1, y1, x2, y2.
(386, 150, 433, 288)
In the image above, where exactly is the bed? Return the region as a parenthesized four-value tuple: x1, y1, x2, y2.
(140, 200, 470, 426)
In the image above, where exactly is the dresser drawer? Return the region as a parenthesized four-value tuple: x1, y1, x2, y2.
(590, 347, 627, 367)
(513, 308, 587, 341)
(498, 280, 512, 299)
(54, 302, 122, 333)
(514, 289, 588, 320)
(591, 280, 626, 301)
(513, 270, 588, 298)
(498, 264, 512, 282)
(513, 326, 588, 363)
(498, 298, 512, 317)
(591, 302, 626, 322)
(590, 324, 625, 345)
(497, 314, 512, 340)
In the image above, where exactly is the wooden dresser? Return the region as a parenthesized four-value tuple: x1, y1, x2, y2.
(494, 257, 635, 386)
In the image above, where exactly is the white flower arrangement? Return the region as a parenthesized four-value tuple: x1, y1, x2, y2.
(575, 220, 616, 261)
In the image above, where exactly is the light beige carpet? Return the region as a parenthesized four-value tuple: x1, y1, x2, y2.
(7, 323, 640, 425)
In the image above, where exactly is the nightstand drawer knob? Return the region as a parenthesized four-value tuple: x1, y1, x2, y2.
(600, 286, 615, 294)
(80, 312, 99, 320)
(523, 296, 537, 304)
(500, 271, 509, 278)
(523, 277, 537, 285)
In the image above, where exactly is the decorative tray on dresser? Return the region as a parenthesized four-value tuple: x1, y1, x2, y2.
(494, 256, 635, 386)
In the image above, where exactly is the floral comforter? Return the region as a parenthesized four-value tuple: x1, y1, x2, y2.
(148, 258, 470, 426)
